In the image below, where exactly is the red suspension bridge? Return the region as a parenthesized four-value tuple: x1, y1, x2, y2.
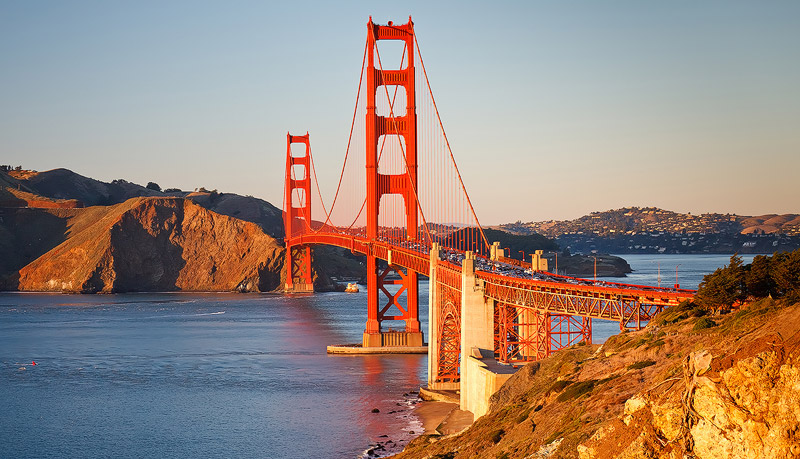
(283, 17, 694, 391)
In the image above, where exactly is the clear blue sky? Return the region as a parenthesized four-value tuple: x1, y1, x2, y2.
(2, 1, 798, 224)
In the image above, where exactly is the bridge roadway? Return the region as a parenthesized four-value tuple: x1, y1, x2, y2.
(288, 231, 695, 322)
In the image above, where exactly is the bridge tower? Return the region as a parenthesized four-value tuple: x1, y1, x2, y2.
(363, 17, 423, 348)
(284, 132, 314, 293)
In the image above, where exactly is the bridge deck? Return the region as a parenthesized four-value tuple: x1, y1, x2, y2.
(287, 233, 695, 322)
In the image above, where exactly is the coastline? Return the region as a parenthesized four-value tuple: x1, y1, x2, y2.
(372, 400, 472, 458)
(362, 394, 474, 458)
(414, 401, 473, 435)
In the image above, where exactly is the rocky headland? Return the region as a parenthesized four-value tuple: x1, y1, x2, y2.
(0, 168, 363, 292)
(12, 197, 284, 293)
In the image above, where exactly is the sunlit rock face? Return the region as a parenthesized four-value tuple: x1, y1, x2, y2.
(578, 340, 800, 459)
(17, 197, 285, 293)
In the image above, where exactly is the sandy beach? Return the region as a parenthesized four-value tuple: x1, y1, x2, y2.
(412, 401, 474, 435)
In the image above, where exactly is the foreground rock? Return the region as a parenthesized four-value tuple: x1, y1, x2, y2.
(16, 197, 285, 293)
(393, 299, 800, 458)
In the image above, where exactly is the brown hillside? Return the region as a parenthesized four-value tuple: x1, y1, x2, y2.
(395, 299, 800, 459)
(739, 213, 800, 234)
(16, 168, 160, 206)
(740, 224, 778, 234)
(16, 197, 285, 293)
(185, 191, 284, 237)
(10, 168, 285, 237)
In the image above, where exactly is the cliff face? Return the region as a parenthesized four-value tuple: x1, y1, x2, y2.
(16, 197, 285, 293)
(395, 299, 800, 459)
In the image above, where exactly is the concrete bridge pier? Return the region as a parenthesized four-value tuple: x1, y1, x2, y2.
(427, 245, 515, 417)
(459, 251, 515, 417)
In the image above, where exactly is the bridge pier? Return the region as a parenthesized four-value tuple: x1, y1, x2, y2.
(459, 251, 514, 416)
(362, 260, 424, 348)
(284, 245, 314, 293)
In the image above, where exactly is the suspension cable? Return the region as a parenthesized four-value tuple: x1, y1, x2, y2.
(303, 40, 369, 234)
(370, 23, 434, 246)
(414, 30, 490, 253)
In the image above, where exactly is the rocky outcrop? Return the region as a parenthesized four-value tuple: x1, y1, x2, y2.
(579, 333, 800, 459)
(16, 197, 285, 293)
(394, 299, 800, 459)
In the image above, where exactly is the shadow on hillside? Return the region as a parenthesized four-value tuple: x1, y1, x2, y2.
(106, 204, 186, 292)
(0, 209, 69, 289)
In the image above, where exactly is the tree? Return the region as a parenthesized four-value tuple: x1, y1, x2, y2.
(146, 182, 161, 192)
(696, 254, 745, 312)
(772, 250, 800, 303)
(745, 255, 773, 298)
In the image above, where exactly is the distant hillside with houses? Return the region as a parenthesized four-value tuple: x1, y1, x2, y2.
(497, 207, 800, 254)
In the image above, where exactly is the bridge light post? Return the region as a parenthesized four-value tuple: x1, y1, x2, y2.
(593, 256, 597, 282)
(519, 250, 525, 262)
(675, 264, 681, 289)
(652, 260, 661, 288)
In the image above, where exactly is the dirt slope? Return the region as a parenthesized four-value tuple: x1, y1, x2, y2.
(394, 300, 800, 459)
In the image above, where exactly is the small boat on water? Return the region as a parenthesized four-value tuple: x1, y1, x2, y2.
(344, 282, 359, 293)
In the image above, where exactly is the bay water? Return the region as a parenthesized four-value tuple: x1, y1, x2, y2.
(0, 254, 752, 458)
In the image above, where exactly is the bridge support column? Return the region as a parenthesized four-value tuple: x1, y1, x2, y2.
(362, 260, 424, 348)
(427, 244, 444, 388)
(283, 132, 314, 294)
(285, 245, 313, 293)
(459, 251, 496, 413)
(361, 17, 422, 350)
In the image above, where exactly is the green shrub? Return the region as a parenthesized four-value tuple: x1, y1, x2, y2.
(516, 407, 532, 423)
(692, 317, 717, 331)
(689, 306, 707, 318)
(557, 380, 596, 402)
(627, 360, 656, 370)
(489, 429, 505, 444)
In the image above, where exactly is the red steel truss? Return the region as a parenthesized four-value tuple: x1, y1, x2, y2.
(433, 260, 462, 383)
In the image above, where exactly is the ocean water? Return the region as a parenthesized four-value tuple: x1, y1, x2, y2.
(0, 291, 428, 459)
(0, 254, 748, 458)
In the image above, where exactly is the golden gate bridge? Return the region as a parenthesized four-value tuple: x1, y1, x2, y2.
(282, 17, 694, 408)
